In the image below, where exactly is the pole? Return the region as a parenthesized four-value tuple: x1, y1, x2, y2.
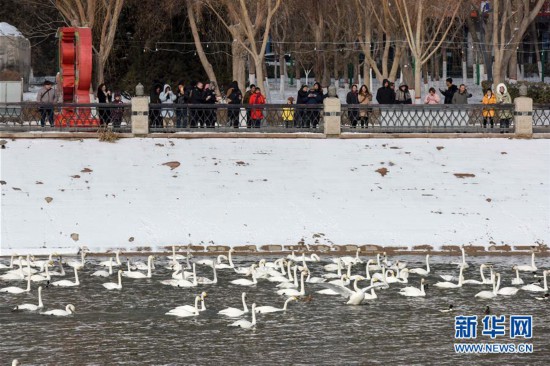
(542, 50, 545, 82)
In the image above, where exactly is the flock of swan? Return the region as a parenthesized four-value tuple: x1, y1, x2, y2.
(1, 246, 549, 330)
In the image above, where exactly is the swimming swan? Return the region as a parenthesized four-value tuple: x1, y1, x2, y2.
(0, 266, 32, 294)
(51, 267, 80, 287)
(319, 276, 383, 305)
(511, 266, 524, 285)
(122, 255, 154, 279)
(475, 273, 500, 299)
(13, 286, 43, 311)
(91, 257, 113, 277)
(277, 271, 306, 297)
(229, 303, 256, 329)
(255, 297, 297, 314)
(42, 304, 75, 316)
(399, 279, 426, 297)
(521, 270, 548, 292)
(409, 255, 430, 276)
(218, 292, 249, 317)
(170, 292, 207, 314)
(103, 270, 123, 290)
(516, 252, 537, 272)
(434, 266, 464, 289)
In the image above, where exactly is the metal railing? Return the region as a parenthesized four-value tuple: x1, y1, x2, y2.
(533, 104, 550, 132)
(341, 104, 516, 133)
(0, 102, 132, 132)
(148, 103, 324, 133)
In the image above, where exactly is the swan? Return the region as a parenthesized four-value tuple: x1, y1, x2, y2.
(462, 264, 491, 285)
(51, 267, 80, 287)
(215, 248, 235, 269)
(42, 304, 75, 316)
(434, 266, 464, 289)
(353, 277, 381, 300)
(234, 263, 255, 276)
(0, 266, 32, 294)
(67, 250, 86, 270)
(301, 253, 321, 262)
(48, 260, 66, 277)
(516, 252, 537, 272)
(409, 255, 430, 276)
(497, 284, 520, 296)
(167, 245, 187, 261)
(170, 292, 207, 313)
(328, 275, 350, 287)
(13, 286, 43, 311)
(324, 258, 342, 272)
(316, 288, 341, 295)
(305, 270, 326, 283)
(99, 250, 122, 267)
(521, 270, 548, 292)
(367, 254, 382, 271)
(451, 247, 469, 269)
(91, 257, 113, 277)
(1, 256, 28, 280)
(103, 270, 123, 290)
(229, 303, 256, 329)
(339, 248, 363, 266)
(319, 276, 383, 305)
(230, 268, 257, 287)
(31, 253, 56, 271)
(277, 271, 306, 297)
(268, 260, 292, 283)
(0, 254, 15, 270)
(399, 279, 426, 297)
(439, 305, 454, 313)
(255, 297, 297, 314)
(511, 266, 524, 285)
(196, 264, 217, 284)
(276, 266, 298, 289)
(218, 292, 248, 317)
(29, 263, 51, 283)
(475, 273, 500, 299)
(122, 255, 154, 279)
(196, 255, 226, 267)
(175, 263, 198, 288)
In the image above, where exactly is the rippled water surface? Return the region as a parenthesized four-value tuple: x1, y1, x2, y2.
(1, 254, 549, 365)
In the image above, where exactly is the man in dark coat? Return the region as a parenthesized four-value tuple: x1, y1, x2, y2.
(189, 82, 206, 128)
(226, 81, 242, 128)
(346, 84, 360, 127)
(149, 84, 162, 127)
(439, 78, 458, 105)
(305, 82, 324, 128)
(376, 79, 395, 104)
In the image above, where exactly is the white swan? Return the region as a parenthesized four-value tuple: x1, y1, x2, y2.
(99, 250, 122, 267)
(67, 250, 86, 270)
(521, 270, 548, 292)
(409, 255, 430, 276)
(91, 257, 113, 277)
(319, 276, 383, 305)
(166, 294, 205, 317)
(475, 273, 500, 299)
(353, 277, 381, 300)
(167, 245, 187, 261)
(29, 263, 51, 283)
(229, 303, 256, 329)
(277, 266, 299, 289)
(51, 267, 80, 287)
(324, 258, 342, 272)
(174, 263, 198, 288)
(463, 264, 491, 285)
(215, 248, 235, 269)
(339, 248, 363, 266)
(497, 284, 520, 296)
(451, 247, 469, 269)
(48, 260, 66, 277)
(434, 267, 464, 289)
(0, 266, 31, 294)
(218, 292, 249, 317)
(103, 270, 123, 290)
(277, 271, 306, 297)
(196, 255, 226, 267)
(305, 270, 326, 284)
(13, 286, 43, 311)
(255, 297, 297, 314)
(511, 266, 524, 285)
(516, 252, 537, 272)
(42, 304, 75, 316)
(0, 259, 25, 281)
(170, 292, 207, 314)
(399, 279, 426, 297)
(328, 274, 350, 287)
(196, 264, 217, 284)
(122, 255, 154, 279)
(230, 268, 257, 287)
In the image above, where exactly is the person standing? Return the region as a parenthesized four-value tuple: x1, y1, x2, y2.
(358, 85, 372, 128)
(248, 87, 266, 128)
(439, 78, 458, 105)
(203, 81, 218, 128)
(282, 96, 295, 128)
(482, 89, 497, 128)
(495, 83, 512, 132)
(175, 81, 188, 128)
(243, 84, 256, 128)
(452, 84, 472, 104)
(306, 82, 324, 128)
(296, 84, 309, 128)
(189, 81, 206, 128)
(376, 79, 395, 104)
(110, 92, 124, 128)
(97, 83, 112, 126)
(346, 84, 360, 128)
(36, 80, 56, 127)
(424, 87, 440, 104)
(396, 84, 413, 104)
(160, 84, 176, 128)
(226, 81, 242, 128)
(149, 84, 162, 128)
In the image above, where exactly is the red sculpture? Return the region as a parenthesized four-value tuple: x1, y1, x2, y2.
(55, 27, 99, 127)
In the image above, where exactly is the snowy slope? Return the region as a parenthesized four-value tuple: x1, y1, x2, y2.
(1, 138, 549, 254)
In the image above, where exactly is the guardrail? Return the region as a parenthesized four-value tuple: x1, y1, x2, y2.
(341, 104, 516, 133)
(147, 103, 324, 133)
(533, 104, 550, 133)
(0, 102, 132, 132)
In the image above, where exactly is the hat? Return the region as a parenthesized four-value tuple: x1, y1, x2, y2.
(44, 80, 52, 86)
(287, 96, 295, 102)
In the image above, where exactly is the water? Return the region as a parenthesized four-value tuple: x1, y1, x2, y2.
(1, 254, 549, 365)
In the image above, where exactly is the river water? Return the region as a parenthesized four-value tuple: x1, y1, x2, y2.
(0, 254, 548, 365)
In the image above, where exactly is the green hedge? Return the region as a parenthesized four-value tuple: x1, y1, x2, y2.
(481, 80, 550, 103)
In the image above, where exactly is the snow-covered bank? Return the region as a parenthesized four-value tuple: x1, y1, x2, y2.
(1, 138, 549, 254)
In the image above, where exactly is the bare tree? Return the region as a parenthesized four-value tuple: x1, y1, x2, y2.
(395, 0, 462, 101)
(54, 0, 125, 86)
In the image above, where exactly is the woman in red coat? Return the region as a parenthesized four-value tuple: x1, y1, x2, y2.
(249, 88, 266, 128)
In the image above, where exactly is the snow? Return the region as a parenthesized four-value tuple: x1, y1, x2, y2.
(0, 22, 23, 37)
(1, 138, 549, 255)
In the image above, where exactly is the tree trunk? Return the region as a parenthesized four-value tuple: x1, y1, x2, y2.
(248, 54, 256, 85)
(232, 41, 246, 91)
(434, 52, 440, 81)
(508, 51, 518, 82)
(414, 56, 422, 103)
(531, 22, 542, 78)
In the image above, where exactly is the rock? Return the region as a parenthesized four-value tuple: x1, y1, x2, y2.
(70, 233, 79, 241)
(45, 197, 53, 203)
(376, 167, 389, 177)
(81, 168, 93, 173)
(454, 173, 475, 178)
(162, 161, 180, 170)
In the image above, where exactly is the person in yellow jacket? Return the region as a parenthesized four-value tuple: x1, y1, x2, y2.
(482, 89, 496, 128)
(282, 96, 295, 128)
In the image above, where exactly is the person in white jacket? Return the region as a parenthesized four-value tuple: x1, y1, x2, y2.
(495, 83, 512, 133)
(160, 84, 177, 127)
